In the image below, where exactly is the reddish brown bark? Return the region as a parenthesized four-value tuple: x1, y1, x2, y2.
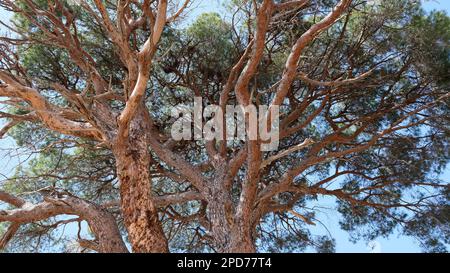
(206, 165, 257, 253)
(113, 112, 168, 253)
(0, 190, 128, 253)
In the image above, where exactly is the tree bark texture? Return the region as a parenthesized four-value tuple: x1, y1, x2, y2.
(113, 111, 169, 253)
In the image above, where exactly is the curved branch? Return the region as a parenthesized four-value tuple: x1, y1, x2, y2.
(0, 72, 103, 140)
(269, 0, 352, 108)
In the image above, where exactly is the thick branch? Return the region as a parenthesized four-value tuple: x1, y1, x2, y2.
(269, 0, 352, 109)
(0, 190, 128, 253)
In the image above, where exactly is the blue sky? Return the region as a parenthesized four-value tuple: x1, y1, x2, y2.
(423, 0, 450, 12)
(0, 0, 449, 253)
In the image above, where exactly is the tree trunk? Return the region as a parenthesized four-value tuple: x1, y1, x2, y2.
(229, 221, 257, 253)
(207, 192, 257, 253)
(113, 114, 168, 253)
(206, 166, 257, 253)
(206, 193, 232, 252)
(205, 164, 233, 253)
